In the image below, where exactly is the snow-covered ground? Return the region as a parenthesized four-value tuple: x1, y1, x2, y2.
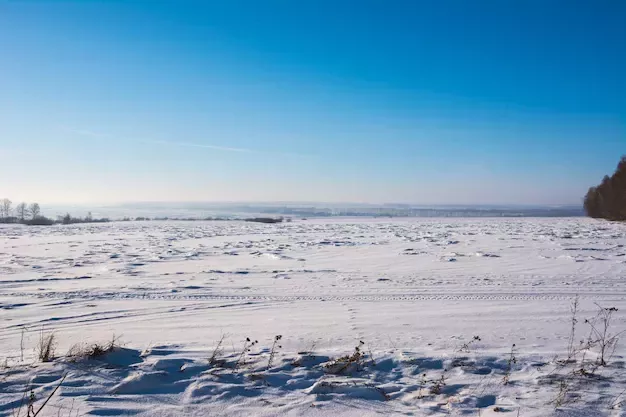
(1, 218, 626, 416)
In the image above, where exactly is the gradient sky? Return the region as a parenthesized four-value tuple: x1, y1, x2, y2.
(1, 1, 624, 205)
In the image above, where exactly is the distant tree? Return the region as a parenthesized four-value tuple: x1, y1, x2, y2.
(15, 202, 27, 222)
(584, 156, 626, 221)
(28, 202, 41, 219)
(0, 198, 12, 220)
(62, 213, 72, 225)
(25, 215, 54, 226)
(86, 211, 93, 222)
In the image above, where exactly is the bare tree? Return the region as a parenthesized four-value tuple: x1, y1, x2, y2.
(29, 202, 41, 219)
(0, 198, 12, 220)
(15, 202, 27, 222)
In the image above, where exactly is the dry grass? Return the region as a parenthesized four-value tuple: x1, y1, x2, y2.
(208, 334, 226, 367)
(547, 300, 625, 409)
(7, 303, 625, 416)
(502, 344, 517, 385)
(66, 335, 120, 361)
(266, 335, 283, 370)
(36, 331, 56, 363)
(324, 341, 368, 375)
(429, 372, 447, 395)
(234, 337, 258, 371)
(585, 304, 624, 367)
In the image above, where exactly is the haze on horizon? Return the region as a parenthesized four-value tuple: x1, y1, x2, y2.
(1, 1, 624, 206)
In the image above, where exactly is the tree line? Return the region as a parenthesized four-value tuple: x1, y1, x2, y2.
(584, 156, 626, 221)
(0, 199, 109, 225)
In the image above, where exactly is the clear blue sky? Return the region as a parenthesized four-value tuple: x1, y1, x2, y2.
(1, 0, 624, 205)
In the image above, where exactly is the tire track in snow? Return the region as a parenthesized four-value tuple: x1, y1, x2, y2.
(7, 290, 626, 303)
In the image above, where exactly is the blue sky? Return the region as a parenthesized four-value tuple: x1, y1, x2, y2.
(1, 0, 624, 205)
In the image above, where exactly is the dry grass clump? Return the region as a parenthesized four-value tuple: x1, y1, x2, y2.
(324, 340, 368, 375)
(585, 305, 623, 367)
(66, 335, 120, 361)
(548, 298, 625, 409)
(37, 331, 56, 363)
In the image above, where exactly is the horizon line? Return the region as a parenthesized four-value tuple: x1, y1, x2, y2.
(32, 200, 583, 208)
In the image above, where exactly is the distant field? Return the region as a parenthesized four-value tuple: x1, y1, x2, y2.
(40, 203, 585, 221)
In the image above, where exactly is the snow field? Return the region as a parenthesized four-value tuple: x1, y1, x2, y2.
(1, 218, 626, 416)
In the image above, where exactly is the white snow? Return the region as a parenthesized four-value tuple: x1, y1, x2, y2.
(1, 218, 626, 416)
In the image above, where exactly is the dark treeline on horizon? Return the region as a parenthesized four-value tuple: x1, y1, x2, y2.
(584, 156, 626, 221)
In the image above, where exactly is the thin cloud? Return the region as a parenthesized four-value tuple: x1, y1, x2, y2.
(62, 126, 308, 157)
(139, 139, 253, 153)
(63, 127, 109, 138)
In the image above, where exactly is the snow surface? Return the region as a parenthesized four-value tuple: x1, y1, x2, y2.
(1, 218, 626, 416)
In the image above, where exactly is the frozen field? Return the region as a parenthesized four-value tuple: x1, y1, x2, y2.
(1, 218, 626, 416)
